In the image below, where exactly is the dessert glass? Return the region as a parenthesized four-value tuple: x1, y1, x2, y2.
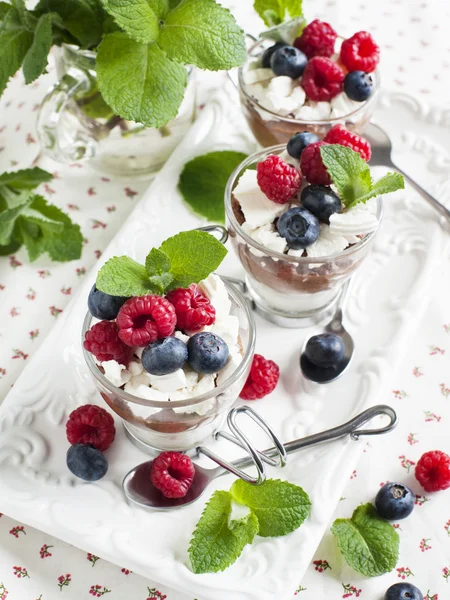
(238, 38, 380, 147)
(37, 44, 196, 178)
(225, 146, 383, 328)
(82, 280, 255, 453)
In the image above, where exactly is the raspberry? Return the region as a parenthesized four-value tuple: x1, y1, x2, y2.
(66, 404, 116, 452)
(256, 155, 302, 204)
(324, 124, 372, 161)
(83, 320, 133, 365)
(165, 284, 215, 332)
(415, 450, 450, 492)
(300, 141, 331, 185)
(294, 19, 337, 59)
(150, 451, 195, 499)
(301, 56, 344, 102)
(340, 31, 380, 73)
(240, 354, 280, 400)
(116, 295, 176, 347)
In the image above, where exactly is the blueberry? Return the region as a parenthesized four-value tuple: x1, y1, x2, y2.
(276, 206, 320, 249)
(375, 482, 415, 521)
(88, 285, 129, 320)
(262, 41, 288, 68)
(287, 132, 320, 159)
(142, 337, 188, 376)
(305, 333, 345, 368)
(187, 332, 229, 375)
(270, 46, 308, 79)
(344, 71, 374, 102)
(384, 583, 424, 600)
(301, 184, 341, 223)
(66, 444, 108, 481)
(300, 353, 343, 384)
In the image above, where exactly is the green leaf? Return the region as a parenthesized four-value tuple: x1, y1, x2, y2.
(159, 230, 227, 289)
(159, 0, 246, 70)
(34, 0, 103, 47)
(97, 32, 187, 128)
(189, 490, 259, 574)
(230, 479, 311, 537)
(145, 247, 171, 276)
(100, 0, 161, 44)
(320, 144, 372, 207)
(0, 201, 31, 245)
(22, 13, 53, 84)
(254, 0, 282, 26)
(0, 2, 11, 21)
(178, 151, 248, 223)
(282, 0, 303, 18)
(259, 15, 306, 43)
(347, 172, 405, 207)
(331, 503, 400, 577)
(0, 236, 22, 255)
(96, 255, 156, 296)
(0, 26, 33, 97)
(0, 167, 53, 190)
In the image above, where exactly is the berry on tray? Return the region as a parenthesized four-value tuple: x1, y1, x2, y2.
(415, 449, 450, 492)
(340, 31, 380, 73)
(384, 583, 424, 600)
(116, 295, 176, 347)
(257, 155, 302, 204)
(294, 19, 338, 59)
(304, 333, 345, 368)
(375, 482, 415, 520)
(287, 131, 320, 159)
(344, 70, 374, 102)
(66, 444, 108, 481)
(83, 320, 133, 365)
(240, 354, 280, 400)
(141, 336, 188, 376)
(187, 332, 229, 374)
(66, 404, 116, 452)
(150, 451, 195, 499)
(300, 141, 331, 185)
(270, 46, 307, 79)
(301, 184, 341, 223)
(262, 41, 288, 68)
(166, 284, 215, 332)
(301, 57, 344, 102)
(277, 206, 320, 249)
(324, 124, 372, 161)
(88, 285, 129, 321)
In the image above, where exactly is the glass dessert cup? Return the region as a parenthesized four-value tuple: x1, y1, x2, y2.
(225, 146, 383, 328)
(238, 38, 380, 147)
(37, 45, 196, 179)
(82, 281, 256, 453)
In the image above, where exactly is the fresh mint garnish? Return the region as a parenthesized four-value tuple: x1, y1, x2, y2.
(96, 256, 155, 297)
(255, 0, 304, 27)
(320, 145, 405, 209)
(0, 167, 52, 189)
(178, 151, 248, 223)
(331, 503, 400, 577)
(145, 248, 174, 293)
(189, 491, 259, 574)
(100, 0, 163, 44)
(230, 478, 311, 537)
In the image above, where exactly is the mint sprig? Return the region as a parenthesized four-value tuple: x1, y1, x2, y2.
(96, 230, 227, 297)
(331, 503, 400, 577)
(254, 0, 304, 27)
(320, 145, 405, 209)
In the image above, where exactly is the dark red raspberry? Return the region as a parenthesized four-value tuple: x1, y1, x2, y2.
(300, 141, 331, 185)
(240, 354, 280, 400)
(340, 31, 380, 73)
(150, 451, 195, 498)
(116, 295, 176, 347)
(415, 450, 450, 492)
(83, 320, 133, 365)
(294, 19, 337, 59)
(256, 155, 302, 204)
(66, 404, 116, 451)
(301, 56, 344, 102)
(324, 124, 372, 161)
(165, 284, 215, 332)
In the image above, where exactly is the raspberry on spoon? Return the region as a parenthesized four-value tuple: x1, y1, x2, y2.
(116, 295, 176, 347)
(150, 451, 195, 498)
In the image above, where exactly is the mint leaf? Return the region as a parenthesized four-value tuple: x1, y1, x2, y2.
(96, 255, 155, 296)
(189, 490, 259, 574)
(254, 0, 282, 26)
(282, 0, 303, 18)
(0, 200, 31, 245)
(178, 151, 248, 223)
(0, 167, 53, 190)
(22, 13, 53, 84)
(159, 230, 227, 289)
(230, 479, 311, 537)
(348, 172, 405, 207)
(0, 2, 11, 21)
(0, 237, 22, 255)
(100, 0, 161, 44)
(159, 0, 246, 70)
(320, 144, 372, 207)
(145, 248, 174, 292)
(331, 503, 399, 577)
(34, 0, 103, 47)
(0, 26, 33, 97)
(260, 15, 306, 43)
(97, 32, 187, 128)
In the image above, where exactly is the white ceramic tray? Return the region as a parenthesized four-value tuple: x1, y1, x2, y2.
(0, 89, 449, 600)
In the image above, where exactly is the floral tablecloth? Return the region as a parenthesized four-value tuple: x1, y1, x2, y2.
(1, 0, 450, 598)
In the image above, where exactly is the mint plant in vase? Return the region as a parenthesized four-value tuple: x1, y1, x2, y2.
(0, 0, 245, 177)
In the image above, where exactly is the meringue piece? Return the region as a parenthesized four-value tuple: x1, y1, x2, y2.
(245, 84, 277, 113)
(216, 349, 242, 386)
(290, 85, 306, 107)
(294, 104, 323, 121)
(124, 382, 169, 402)
(210, 315, 240, 348)
(268, 76, 295, 98)
(148, 369, 187, 392)
(184, 366, 199, 388)
(102, 360, 131, 387)
(192, 374, 216, 396)
(232, 169, 287, 229)
(330, 205, 379, 235)
(198, 273, 231, 321)
(174, 330, 190, 344)
(243, 222, 287, 254)
(243, 67, 274, 85)
(128, 371, 152, 386)
(168, 389, 192, 401)
(344, 233, 361, 244)
(267, 93, 300, 116)
(312, 101, 332, 119)
(172, 374, 217, 415)
(287, 248, 305, 257)
(134, 346, 144, 360)
(305, 224, 349, 258)
(128, 360, 144, 377)
(330, 92, 362, 118)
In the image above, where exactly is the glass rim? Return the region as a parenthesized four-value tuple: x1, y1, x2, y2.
(238, 37, 380, 125)
(225, 144, 383, 264)
(82, 279, 256, 409)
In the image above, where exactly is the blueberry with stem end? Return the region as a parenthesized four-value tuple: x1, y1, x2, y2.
(276, 206, 320, 249)
(344, 70, 374, 102)
(375, 482, 415, 520)
(142, 337, 188, 376)
(301, 184, 341, 223)
(187, 332, 229, 374)
(262, 42, 288, 68)
(287, 132, 320, 159)
(384, 583, 423, 600)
